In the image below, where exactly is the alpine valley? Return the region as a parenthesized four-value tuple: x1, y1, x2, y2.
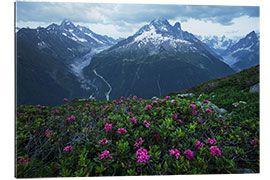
(16, 18, 259, 106)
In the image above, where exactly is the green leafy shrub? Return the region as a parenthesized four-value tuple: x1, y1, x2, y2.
(16, 66, 259, 177)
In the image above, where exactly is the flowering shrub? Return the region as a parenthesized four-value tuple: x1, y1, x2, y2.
(118, 128, 127, 135)
(134, 137, 143, 147)
(63, 145, 73, 153)
(207, 138, 216, 145)
(129, 117, 137, 124)
(99, 150, 112, 159)
(99, 138, 109, 144)
(209, 146, 221, 156)
(16, 68, 259, 177)
(104, 123, 113, 132)
(169, 148, 181, 159)
(195, 141, 204, 150)
(145, 104, 152, 110)
(184, 149, 194, 160)
(136, 148, 150, 163)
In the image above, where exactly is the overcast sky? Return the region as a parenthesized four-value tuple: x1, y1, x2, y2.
(16, 1, 259, 39)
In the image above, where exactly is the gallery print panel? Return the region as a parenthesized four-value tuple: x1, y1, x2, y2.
(15, 1, 259, 177)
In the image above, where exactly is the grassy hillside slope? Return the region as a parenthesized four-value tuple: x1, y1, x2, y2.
(16, 66, 259, 177)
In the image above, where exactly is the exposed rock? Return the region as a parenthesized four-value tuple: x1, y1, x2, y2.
(249, 83, 259, 93)
(177, 93, 194, 98)
(212, 104, 227, 115)
(196, 101, 227, 115)
(151, 96, 159, 100)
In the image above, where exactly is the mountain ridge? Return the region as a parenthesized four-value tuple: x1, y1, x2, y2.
(83, 19, 235, 101)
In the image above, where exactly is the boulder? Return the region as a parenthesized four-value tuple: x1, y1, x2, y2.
(249, 83, 259, 93)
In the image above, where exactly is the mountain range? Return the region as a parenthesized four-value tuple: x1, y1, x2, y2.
(221, 31, 259, 72)
(16, 19, 119, 106)
(82, 18, 234, 100)
(199, 32, 259, 72)
(16, 18, 259, 106)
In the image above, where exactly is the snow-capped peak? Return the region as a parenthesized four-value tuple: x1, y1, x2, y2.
(109, 18, 201, 55)
(60, 19, 76, 30)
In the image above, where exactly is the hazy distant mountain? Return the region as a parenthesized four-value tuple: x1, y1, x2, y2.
(198, 35, 237, 56)
(222, 31, 259, 72)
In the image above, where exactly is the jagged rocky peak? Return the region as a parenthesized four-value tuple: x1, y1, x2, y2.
(60, 19, 76, 29)
(246, 31, 258, 41)
(174, 22, 181, 30)
(150, 18, 170, 26)
(136, 18, 184, 37)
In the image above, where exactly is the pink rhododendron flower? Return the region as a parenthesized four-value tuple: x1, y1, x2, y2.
(98, 107, 103, 110)
(133, 95, 137, 99)
(64, 145, 73, 153)
(86, 104, 90, 107)
(63, 98, 69, 102)
(99, 150, 112, 159)
(250, 139, 259, 145)
(172, 99, 178, 103)
(113, 100, 117, 103)
(99, 138, 109, 144)
(139, 98, 142, 101)
(206, 108, 212, 113)
(104, 123, 113, 132)
(105, 105, 109, 109)
(136, 148, 150, 163)
(134, 137, 143, 147)
(166, 96, 171, 99)
(36, 104, 40, 108)
(64, 118, 70, 123)
(172, 113, 178, 119)
(118, 128, 127, 134)
(45, 130, 52, 136)
(120, 96, 124, 100)
(207, 138, 216, 144)
(69, 106, 73, 109)
(145, 104, 152, 110)
(54, 109, 59, 113)
(70, 115, 75, 120)
(18, 157, 30, 164)
(203, 100, 209, 104)
(144, 120, 150, 127)
(192, 110, 197, 115)
(130, 117, 137, 124)
(117, 101, 121, 104)
(178, 119, 183, 124)
(154, 133, 161, 140)
(162, 99, 167, 102)
(184, 149, 194, 160)
(129, 112, 133, 116)
(190, 104, 196, 109)
(195, 141, 204, 149)
(209, 146, 221, 156)
(153, 100, 158, 104)
(169, 148, 181, 159)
